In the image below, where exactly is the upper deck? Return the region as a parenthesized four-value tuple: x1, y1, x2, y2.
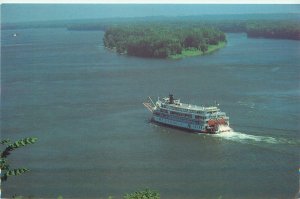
(158, 96, 220, 114)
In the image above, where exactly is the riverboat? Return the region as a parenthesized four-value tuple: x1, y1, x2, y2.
(143, 94, 231, 134)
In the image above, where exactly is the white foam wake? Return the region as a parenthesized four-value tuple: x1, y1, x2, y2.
(217, 125, 232, 133)
(213, 130, 279, 144)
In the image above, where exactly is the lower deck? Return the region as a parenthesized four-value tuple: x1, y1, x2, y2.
(152, 115, 215, 134)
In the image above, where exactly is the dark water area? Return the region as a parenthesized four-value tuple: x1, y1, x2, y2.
(1, 28, 300, 198)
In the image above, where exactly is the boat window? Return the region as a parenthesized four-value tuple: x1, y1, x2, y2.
(170, 111, 192, 118)
(160, 109, 168, 113)
(195, 115, 205, 120)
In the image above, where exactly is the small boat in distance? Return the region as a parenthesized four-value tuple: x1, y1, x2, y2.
(143, 94, 231, 134)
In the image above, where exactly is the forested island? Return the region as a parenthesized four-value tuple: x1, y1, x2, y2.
(103, 26, 226, 58)
(100, 18, 299, 58)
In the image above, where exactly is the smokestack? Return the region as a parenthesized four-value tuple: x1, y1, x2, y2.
(169, 94, 174, 104)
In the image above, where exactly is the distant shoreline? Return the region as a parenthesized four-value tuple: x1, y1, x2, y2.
(2, 13, 299, 41)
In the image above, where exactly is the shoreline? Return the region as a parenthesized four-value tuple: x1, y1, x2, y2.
(104, 41, 227, 59)
(168, 41, 227, 59)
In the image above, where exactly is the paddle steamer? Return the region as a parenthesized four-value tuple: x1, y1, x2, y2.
(143, 94, 231, 134)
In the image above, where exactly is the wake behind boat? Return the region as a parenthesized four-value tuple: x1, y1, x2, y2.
(143, 94, 231, 134)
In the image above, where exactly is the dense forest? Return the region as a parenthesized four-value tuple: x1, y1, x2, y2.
(245, 21, 300, 40)
(103, 25, 226, 58)
(206, 20, 300, 40)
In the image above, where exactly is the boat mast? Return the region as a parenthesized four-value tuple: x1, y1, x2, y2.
(148, 96, 156, 107)
(143, 96, 156, 113)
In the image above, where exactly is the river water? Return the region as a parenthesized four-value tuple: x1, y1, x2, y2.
(1, 28, 299, 198)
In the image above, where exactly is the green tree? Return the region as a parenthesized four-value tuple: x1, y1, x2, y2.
(124, 189, 160, 199)
(1, 137, 38, 181)
(183, 35, 200, 48)
(199, 39, 208, 53)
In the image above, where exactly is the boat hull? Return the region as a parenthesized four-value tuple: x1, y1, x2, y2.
(152, 115, 217, 134)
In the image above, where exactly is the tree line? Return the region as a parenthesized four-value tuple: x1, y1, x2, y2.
(4, 15, 299, 41)
(245, 20, 300, 40)
(65, 18, 300, 41)
(172, 20, 300, 40)
(103, 25, 226, 58)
